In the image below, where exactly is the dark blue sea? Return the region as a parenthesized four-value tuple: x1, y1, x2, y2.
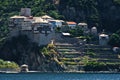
(0, 72, 120, 80)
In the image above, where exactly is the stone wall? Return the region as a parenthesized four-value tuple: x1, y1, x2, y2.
(39, 32, 55, 46)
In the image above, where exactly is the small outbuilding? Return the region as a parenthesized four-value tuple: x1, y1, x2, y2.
(66, 21, 77, 29)
(21, 64, 29, 72)
(91, 27, 97, 36)
(78, 23, 88, 31)
(99, 34, 109, 46)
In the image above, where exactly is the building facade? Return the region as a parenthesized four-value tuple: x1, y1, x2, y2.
(66, 21, 77, 29)
(9, 8, 55, 46)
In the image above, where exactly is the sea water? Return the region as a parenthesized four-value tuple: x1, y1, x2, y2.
(0, 73, 120, 80)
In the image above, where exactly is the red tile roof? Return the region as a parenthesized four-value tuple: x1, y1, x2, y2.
(66, 21, 76, 25)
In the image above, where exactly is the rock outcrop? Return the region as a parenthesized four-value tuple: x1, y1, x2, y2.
(0, 35, 64, 71)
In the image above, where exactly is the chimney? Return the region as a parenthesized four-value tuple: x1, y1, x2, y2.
(20, 8, 31, 17)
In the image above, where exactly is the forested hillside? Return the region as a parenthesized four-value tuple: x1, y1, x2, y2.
(0, 0, 120, 71)
(58, 0, 120, 32)
(0, 0, 120, 34)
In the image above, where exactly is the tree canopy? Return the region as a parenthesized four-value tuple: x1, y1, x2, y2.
(108, 30, 120, 47)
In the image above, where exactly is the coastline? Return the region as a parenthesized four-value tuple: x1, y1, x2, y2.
(1, 70, 120, 74)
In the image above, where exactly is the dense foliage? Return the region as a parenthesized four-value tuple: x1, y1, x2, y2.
(114, 0, 120, 4)
(0, 59, 19, 69)
(84, 61, 120, 71)
(69, 28, 83, 37)
(0, 0, 63, 20)
(108, 30, 120, 47)
(41, 43, 57, 58)
(59, 0, 120, 32)
(84, 61, 107, 71)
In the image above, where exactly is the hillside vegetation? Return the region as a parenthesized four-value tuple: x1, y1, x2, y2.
(0, 0, 120, 35)
(0, 35, 64, 71)
(0, 59, 19, 71)
(59, 0, 120, 31)
(0, 0, 120, 71)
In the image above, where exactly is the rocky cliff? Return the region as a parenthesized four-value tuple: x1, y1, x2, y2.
(0, 35, 64, 71)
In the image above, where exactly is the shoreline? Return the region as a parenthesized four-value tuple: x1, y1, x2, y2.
(0, 70, 120, 74)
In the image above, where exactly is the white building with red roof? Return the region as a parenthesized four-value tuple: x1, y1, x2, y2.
(66, 21, 77, 29)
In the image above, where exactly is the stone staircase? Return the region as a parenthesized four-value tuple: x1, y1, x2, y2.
(54, 33, 120, 71)
(55, 42, 120, 71)
(84, 44, 120, 63)
(55, 42, 85, 71)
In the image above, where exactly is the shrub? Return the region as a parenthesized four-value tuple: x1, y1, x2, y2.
(47, 43, 55, 49)
(84, 61, 107, 71)
(86, 51, 96, 57)
(0, 59, 19, 70)
(41, 47, 49, 56)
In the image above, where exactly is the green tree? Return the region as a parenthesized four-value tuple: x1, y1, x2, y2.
(108, 33, 120, 47)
